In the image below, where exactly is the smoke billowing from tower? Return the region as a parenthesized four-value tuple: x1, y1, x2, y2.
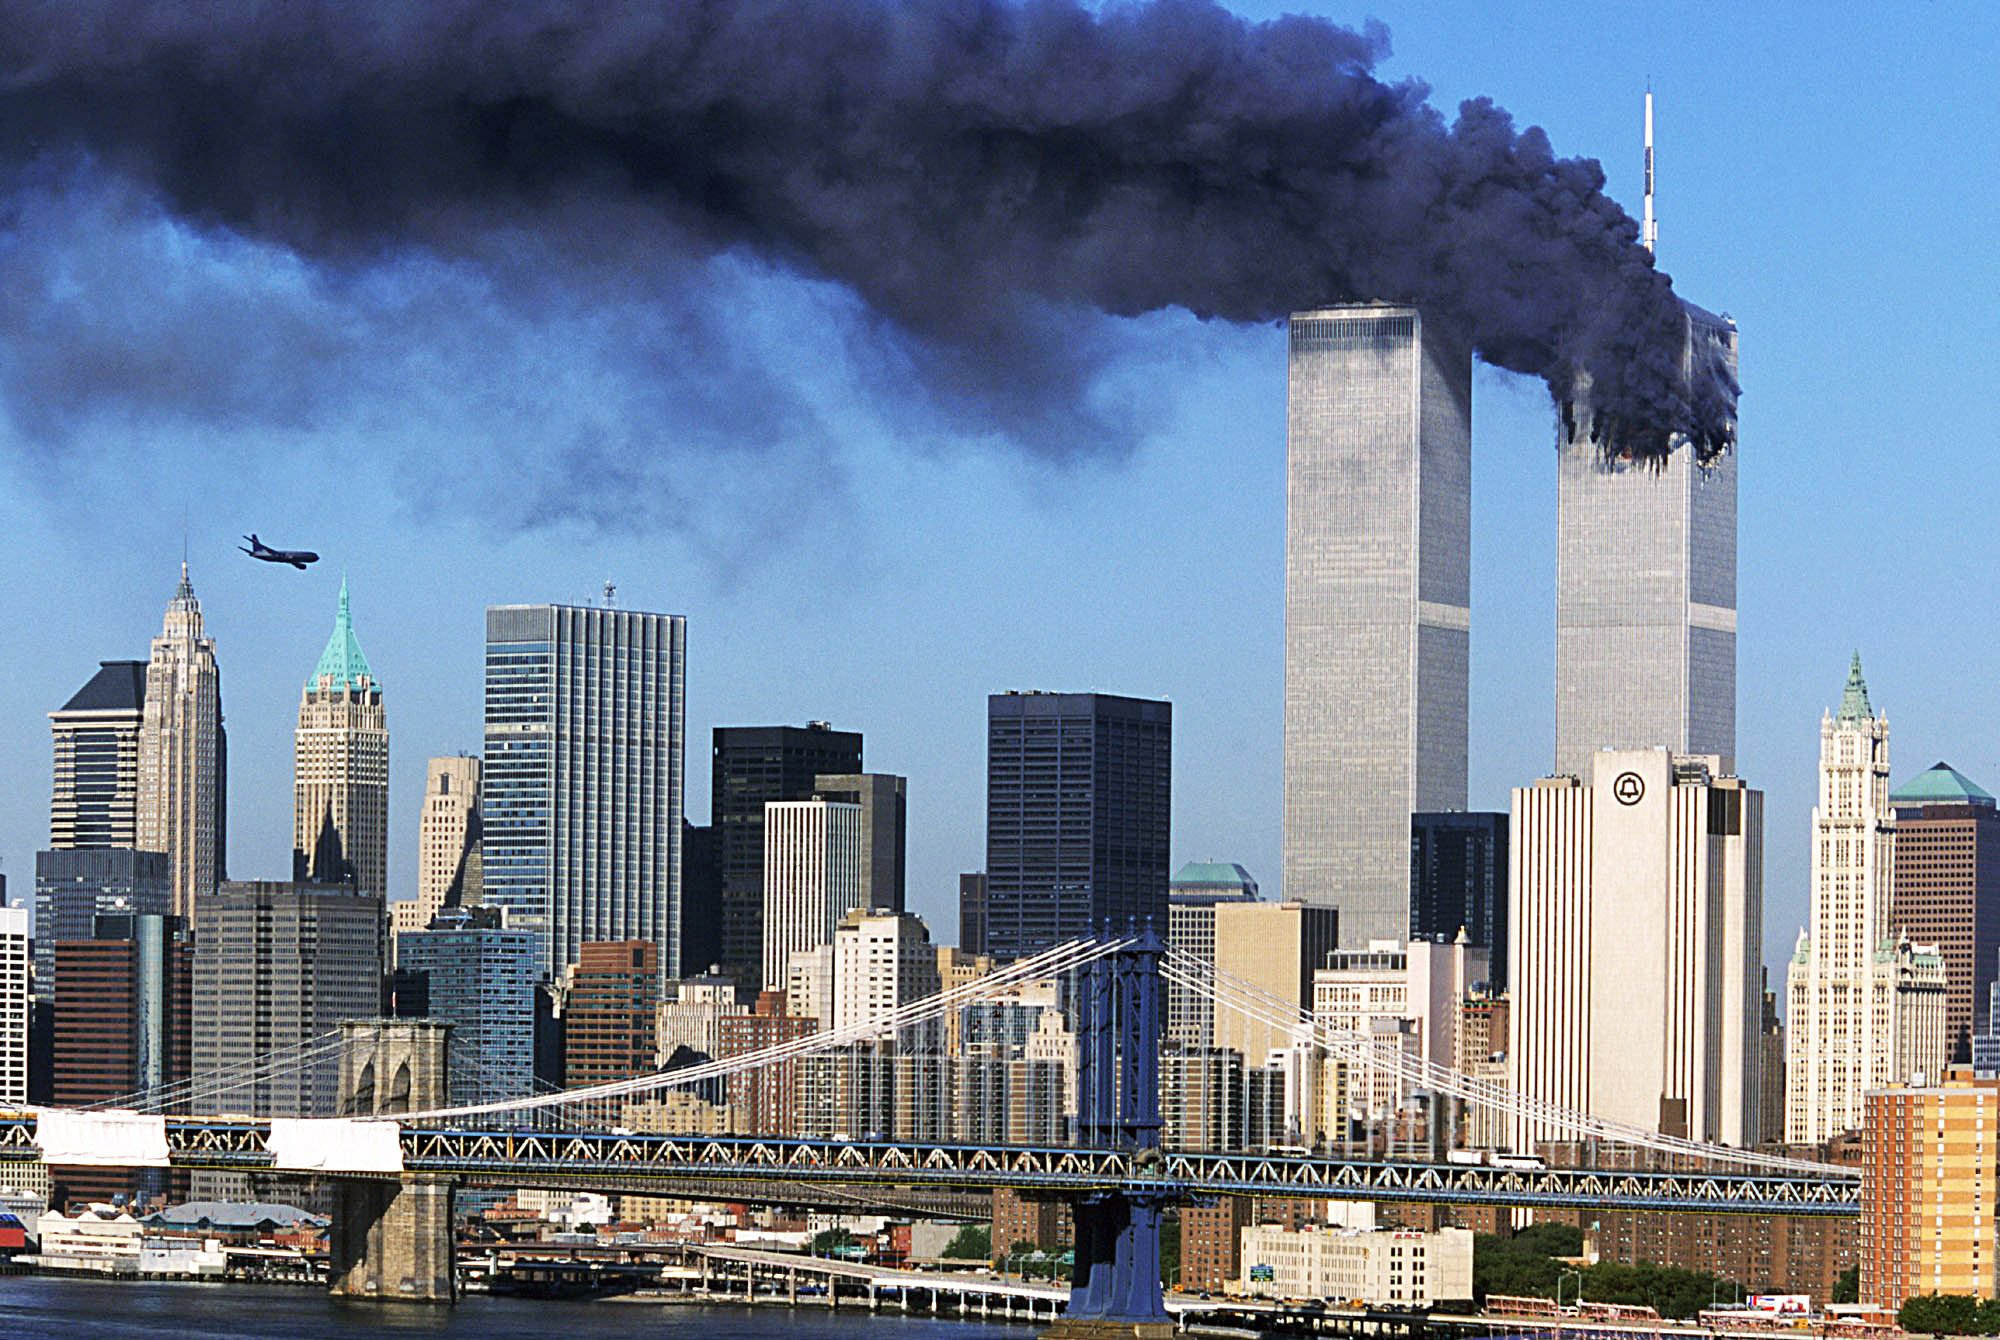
(0, 0, 1735, 471)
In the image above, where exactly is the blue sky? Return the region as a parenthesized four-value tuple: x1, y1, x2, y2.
(0, 1, 1995, 995)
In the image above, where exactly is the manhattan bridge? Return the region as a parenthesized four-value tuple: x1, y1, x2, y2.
(2, 928, 1855, 1330)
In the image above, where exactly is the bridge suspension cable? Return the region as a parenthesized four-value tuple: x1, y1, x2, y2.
(1162, 948, 1846, 1178)
(84, 1028, 347, 1115)
(402, 933, 1129, 1123)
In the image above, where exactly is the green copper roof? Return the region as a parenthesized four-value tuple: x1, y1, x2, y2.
(1834, 651, 1873, 723)
(1169, 861, 1259, 892)
(1891, 761, 1996, 808)
(307, 577, 377, 692)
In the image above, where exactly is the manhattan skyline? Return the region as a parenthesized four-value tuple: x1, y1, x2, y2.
(0, 0, 1996, 995)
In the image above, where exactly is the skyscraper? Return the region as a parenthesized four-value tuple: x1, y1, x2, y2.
(137, 564, 225, 921)
(49, 911, 192, 1205)
(1786, 657, 1947, 1143)
(1554, 302, 1738, 778)
(678, 820, 723, 976)
(1891, 761, 2000, 1063)
(813, 772, 907, 914)
(52, 913, 191, 1108)
(1166, 862, 1261, 1048)
(958, 873, 989, 959)
(0, 908, 26, 1105)
(1409, 812, 1510, 990)
(31, 848, 171, 1000)
(397, 907, 536, 1108)
(293, 578, 388, 899)
(405, 756, 482, 933)
(1509, 750, 1763, 1148)
(1284, 305, 1469, 946)
(48, 660, 147, 851)
(985, 691, 1172, 961)
(191, 880, 383, 1117)
(484, 603, 687, 980)
(761, 799, 862, 990)
(1210, 901, 1340, 1065)
(711, 723, 862, 991)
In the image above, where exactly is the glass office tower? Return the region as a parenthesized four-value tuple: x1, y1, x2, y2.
(1283, 304, 1470, 947)
(483, 603, 686, 979)
(1555, 301, 1738, 777)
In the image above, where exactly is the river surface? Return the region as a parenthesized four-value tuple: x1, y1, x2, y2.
(0, 1277, 1028, 1338)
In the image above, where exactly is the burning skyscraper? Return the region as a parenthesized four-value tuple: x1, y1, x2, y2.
(1555, 93, 1739, 776)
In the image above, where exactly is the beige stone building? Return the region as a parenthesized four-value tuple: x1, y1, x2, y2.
(1510, 749, 1763, 1150)
(1787, 657, 1947, 1144)
(1211, 901, 1339, 1063)
(292, 579, 388, 901)
(137, 563, 225, 921)
(409, 755, 481, 931)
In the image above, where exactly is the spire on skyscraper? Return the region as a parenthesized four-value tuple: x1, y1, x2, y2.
(308, 575, 377, 692)
(1836, 651, 1873, 723)
(140, 557, 224, 918)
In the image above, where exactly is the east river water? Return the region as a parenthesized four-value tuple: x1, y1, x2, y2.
(0, 1277, 1028, 1338)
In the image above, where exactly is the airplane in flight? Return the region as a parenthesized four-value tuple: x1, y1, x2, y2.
(238, 534, 320, 569)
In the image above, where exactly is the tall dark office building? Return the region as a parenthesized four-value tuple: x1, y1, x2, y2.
(711, 723, 862, 992)
(1890, 762, 2000, 1063)
(985, 692, 1172, 962)
(959, 873, 989, 958)
(814, 772, 907, 914)
(1409, 811, 1510, 990)
(48, 660, 147, 851)
(680, 821, 724, 977)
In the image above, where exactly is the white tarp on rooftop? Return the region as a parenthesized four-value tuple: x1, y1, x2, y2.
(32, 1108, 170, 1167)
(267, 1118, 404, 1174)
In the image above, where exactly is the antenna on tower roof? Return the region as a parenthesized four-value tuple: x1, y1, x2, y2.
(602, 579, 617, 608)
(1642, 83, 1657, 256)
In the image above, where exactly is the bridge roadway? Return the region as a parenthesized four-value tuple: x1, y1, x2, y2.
(0, 1113, 1858, 1216)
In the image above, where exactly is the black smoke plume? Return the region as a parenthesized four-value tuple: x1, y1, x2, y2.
(0, 0, 1736, 468)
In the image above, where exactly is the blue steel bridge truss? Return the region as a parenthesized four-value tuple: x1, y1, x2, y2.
(0, 1116, 1858, 1216)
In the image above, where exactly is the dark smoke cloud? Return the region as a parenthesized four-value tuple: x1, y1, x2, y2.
(0, 0, 1736, 479)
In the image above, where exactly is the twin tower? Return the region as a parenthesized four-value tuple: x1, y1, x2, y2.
(1282, 302, 1741, 946)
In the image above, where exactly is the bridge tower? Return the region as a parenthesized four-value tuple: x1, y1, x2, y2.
(1047, 924, 1173, 1340)
(327, 1018, 457, 1303)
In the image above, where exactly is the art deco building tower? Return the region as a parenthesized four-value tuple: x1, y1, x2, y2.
(293, 578, 388, 900)
(137, 564, 226, 920)
(1283, 304, 1469, 945)
(416, 756, 481, 921)
(1784, 656, 1946, 1143)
